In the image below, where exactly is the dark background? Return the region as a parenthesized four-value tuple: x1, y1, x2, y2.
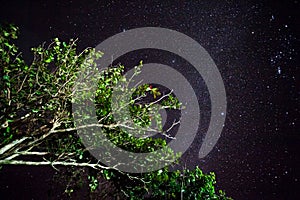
(0, 0, 299, 199)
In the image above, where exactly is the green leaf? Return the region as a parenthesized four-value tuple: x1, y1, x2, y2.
(35, 90, 41, 95)
(32, 109, 39, 113)
(6, 126, 10, 133)
(45, 57, 53, 63)
(3, 75, 9, 81)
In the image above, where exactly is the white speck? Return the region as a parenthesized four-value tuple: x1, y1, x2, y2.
(123, 29, 126, 32)
(270, 15, 275, 21)
(251, 31, 255, 34)
(277, 66, 281, 74)
(172, 59, 175, 63)
(284, 24, 288, 28)
(221, 112, 225, 116)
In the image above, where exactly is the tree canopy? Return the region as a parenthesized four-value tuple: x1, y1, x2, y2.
(0, 23, 232, 199)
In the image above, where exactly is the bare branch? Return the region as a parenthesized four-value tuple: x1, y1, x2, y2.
(0, 159, 113, 170)
(0, 137, 30, 155)
(148, 89, 174, 106)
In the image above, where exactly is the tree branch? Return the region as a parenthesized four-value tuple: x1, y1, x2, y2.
(0, 137, 30, 155)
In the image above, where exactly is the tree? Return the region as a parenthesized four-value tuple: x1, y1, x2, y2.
(0, 24, 232, 199)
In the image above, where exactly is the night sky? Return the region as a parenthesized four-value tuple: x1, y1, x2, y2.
(0, 0, 299, 199)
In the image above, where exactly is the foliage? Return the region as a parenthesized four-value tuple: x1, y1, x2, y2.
(120, 166, 231, 200)
(0, 24, 232, 199)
